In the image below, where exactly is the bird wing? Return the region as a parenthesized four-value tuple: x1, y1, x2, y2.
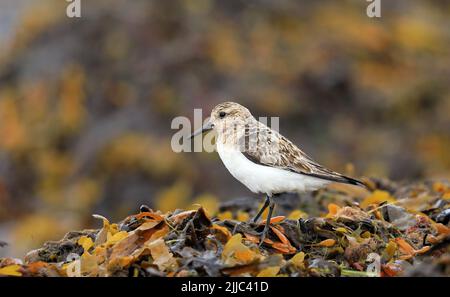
(239, 123, 365, 187)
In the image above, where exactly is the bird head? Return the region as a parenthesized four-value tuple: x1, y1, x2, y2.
(189, 102, 253, 139)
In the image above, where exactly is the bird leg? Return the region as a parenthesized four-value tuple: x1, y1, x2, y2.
(252, 195, 271, 223)
(259, 199, 275, 247)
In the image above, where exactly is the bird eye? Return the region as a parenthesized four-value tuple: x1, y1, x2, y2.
(219, 111, 226, 118)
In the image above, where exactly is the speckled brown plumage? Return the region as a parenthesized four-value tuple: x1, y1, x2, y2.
(211, 102, 364, 187)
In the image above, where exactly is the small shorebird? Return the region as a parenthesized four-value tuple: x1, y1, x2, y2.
(189, 102, 366, 244)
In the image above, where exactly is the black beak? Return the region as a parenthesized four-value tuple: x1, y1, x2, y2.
(188, 121, 214, 139)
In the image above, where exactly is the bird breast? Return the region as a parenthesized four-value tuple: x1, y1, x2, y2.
(216, 142, 330, 195)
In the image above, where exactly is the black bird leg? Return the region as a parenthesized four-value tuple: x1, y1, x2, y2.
(252, 195, 271, 223)
(259, 198, 275, 247)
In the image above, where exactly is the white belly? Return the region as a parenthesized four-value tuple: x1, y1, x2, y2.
(216, 144, 330, 195)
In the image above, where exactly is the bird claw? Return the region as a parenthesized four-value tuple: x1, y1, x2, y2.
(252, 228, 270, 247)
(232, 222, 244, 234)
(249, 198, 275, 248)
(258, 234, 267, 248)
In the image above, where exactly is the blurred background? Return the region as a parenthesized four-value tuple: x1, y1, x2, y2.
(0, 0, 449, 258)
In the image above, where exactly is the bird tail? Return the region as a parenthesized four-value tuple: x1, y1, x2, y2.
(338, 175, 369, 189)
(304, 171, 369, 189)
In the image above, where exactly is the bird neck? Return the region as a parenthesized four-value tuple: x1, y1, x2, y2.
(216, 117, 260, 150)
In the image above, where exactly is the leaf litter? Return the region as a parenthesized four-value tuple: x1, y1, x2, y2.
(0, 178, 449, 277)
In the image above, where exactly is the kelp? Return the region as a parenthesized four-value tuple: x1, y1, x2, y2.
(0, 179, 449, 277)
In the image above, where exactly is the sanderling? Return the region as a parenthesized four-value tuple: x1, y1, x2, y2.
(189, 102, 366, 244)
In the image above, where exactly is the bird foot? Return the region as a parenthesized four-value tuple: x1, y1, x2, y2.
(256, 229, 269, 248)
(249, 226, 270, 247)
